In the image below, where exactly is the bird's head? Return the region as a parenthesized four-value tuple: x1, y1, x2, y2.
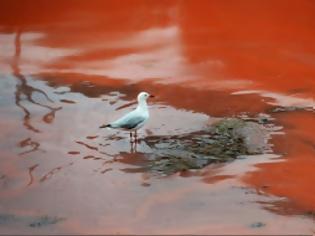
(137, 91, 154, 102)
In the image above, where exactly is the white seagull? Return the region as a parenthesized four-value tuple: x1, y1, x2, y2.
(100, 91, 154, 141)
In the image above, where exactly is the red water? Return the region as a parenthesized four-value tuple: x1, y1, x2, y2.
(0, 0, 315, 234)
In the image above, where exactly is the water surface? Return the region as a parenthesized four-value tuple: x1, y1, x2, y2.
(0, 1, 315, 234)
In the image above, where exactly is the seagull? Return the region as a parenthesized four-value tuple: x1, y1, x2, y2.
(100, 91, 154, 142)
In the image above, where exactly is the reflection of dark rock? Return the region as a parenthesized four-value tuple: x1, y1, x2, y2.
(0, 213, 65, 227)
(137, 118, 268, 175)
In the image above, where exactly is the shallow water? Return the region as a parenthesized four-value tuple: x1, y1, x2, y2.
(0, 0, 315, 234)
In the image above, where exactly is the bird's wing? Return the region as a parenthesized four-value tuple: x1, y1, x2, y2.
(111, 111, 146, 129)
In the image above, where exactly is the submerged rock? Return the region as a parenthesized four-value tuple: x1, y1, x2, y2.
(138, 118, 270, 175)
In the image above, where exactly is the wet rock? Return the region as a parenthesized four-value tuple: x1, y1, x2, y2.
(140, 118, 270, 175)
(232, 121, 267, 154)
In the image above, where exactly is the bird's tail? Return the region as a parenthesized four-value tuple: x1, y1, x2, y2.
(99, 124, 111, 129)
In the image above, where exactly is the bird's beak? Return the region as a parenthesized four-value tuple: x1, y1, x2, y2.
(149, 94, 155, 98)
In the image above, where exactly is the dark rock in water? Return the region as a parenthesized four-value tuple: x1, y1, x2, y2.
(0, 213, 64, 227)
(138, 118, 269, 175)
(29, 216, 65, 228)
(250, 222, 266, 228)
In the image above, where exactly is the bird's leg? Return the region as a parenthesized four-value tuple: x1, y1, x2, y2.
(134, 130, 138, 142)
(130, 141, 134, 153)
(130, 132, 134, 143)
